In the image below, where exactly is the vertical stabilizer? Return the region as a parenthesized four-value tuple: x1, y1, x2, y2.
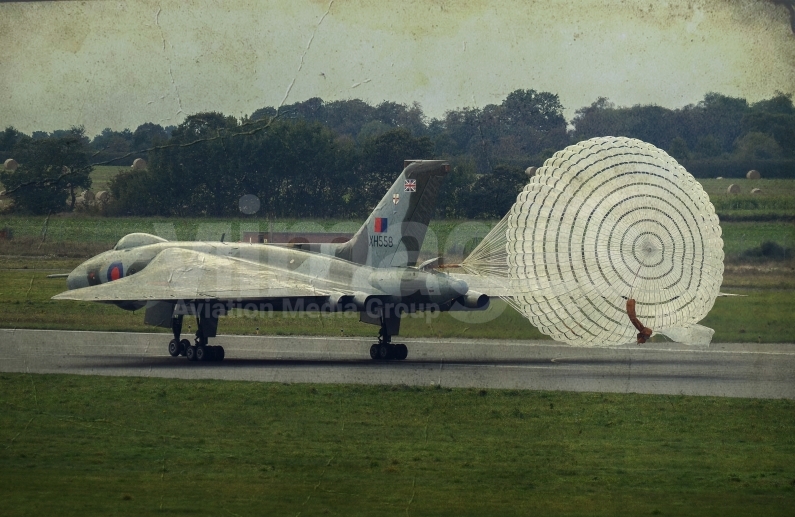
(335, 160, 450, 268)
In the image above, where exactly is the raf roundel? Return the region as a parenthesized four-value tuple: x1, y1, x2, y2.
(107, 262, 124, 282)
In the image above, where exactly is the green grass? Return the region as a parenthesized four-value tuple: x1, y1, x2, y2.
(1, 373, 793, 516)
(720, 222, 794, 257)
(88, 165, 126, 192)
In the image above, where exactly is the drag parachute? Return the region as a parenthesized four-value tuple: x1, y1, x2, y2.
(463, 137, 724, 347)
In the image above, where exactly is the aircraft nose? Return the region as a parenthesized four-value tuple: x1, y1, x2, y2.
(66, 266, 89, 290)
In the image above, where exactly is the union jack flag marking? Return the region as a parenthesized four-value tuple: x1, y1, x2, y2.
(404, 179, 417, 192)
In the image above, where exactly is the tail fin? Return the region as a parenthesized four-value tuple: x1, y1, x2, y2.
(335, 160, 449, 268)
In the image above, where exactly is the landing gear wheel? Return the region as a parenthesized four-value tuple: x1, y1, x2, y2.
(168, 339, 181, 357)
(370, 344, 379, 360)
(179, 339, 190, 356)
(394, 344, 408, 361)
(196, 346, 208, 362)
(215, 346, 225, 362)
(186, 346, 198, 361)
(378, 343, 392, 360)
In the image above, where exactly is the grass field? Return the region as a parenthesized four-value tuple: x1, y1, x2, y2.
(88, 165, 126, 192)
(1, 373, 793, 516)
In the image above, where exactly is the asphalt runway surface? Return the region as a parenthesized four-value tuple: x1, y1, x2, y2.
(1, 329, 794, 399)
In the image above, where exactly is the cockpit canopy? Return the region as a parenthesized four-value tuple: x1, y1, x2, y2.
(113, 233, 168, 250)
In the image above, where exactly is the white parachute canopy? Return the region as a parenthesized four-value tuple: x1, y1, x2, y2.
(464, 137, 724, 347)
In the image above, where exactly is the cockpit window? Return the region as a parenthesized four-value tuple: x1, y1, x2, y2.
(114, 233, 168, 250)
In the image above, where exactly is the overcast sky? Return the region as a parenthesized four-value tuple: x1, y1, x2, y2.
(1, 0, 793, 136)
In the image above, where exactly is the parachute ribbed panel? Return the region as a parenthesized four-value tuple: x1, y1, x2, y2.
(468, 137, 724, 347)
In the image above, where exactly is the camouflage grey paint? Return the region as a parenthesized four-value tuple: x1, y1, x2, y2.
(309, 160, 450, 268)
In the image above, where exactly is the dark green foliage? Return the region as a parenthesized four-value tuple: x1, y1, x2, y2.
(463, 165, 527, 219)
(0, 126, 26, 159)
(0, 128, 92, 214)
(356, 128, 434, 215)
(131, 122, 168, 150)
(109, 114, 359, 218)
(6, 90, 795, 219)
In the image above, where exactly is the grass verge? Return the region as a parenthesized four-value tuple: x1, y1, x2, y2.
(1, 374, 793, 516)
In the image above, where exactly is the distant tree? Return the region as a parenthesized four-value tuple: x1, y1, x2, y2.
(132, 122, 168, 150)
(695, 93, 749, 153)
(325, 99, 378, 137)
(0, 126, 28, 159)
(733, 132, 784, 160)
(668, 137, 691, 161)
(501, 89, 566, 133)
(171, 112, 238, 139)
(464, 165, 526, 219)
(356, 128, 433, 214)
(750, 92, 794, 115)
(0, 127, 92, 214)
(570, 97, 621, 141)
(693, 135, 723, 158)
(743, 93, 795, 156)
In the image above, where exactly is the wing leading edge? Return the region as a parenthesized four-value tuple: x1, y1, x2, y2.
(52, 248, 342, 302)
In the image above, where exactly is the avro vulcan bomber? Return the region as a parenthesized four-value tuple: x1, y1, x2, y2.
(54, 161, 489, 362)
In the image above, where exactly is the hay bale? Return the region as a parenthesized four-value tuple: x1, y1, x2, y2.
(746, 169, 761, 179)
(727, 184, 741, 194)
(95, 190, 110, 203)
(716, 176, 723, 180)
(83, 190, 95, 201)
(751, 188, 762, 195)
(525, 166, 537, 178)
(4, 158, 18, 171)
(132, 158, 147, 170)
(75, 195, 85, 205)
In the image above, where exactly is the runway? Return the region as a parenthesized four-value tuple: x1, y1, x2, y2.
(1, 329, 794, 399)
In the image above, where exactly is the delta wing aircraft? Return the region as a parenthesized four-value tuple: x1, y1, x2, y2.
(54, 160, 489, 362)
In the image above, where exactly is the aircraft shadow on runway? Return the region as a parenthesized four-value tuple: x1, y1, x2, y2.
(76, 354, 739, 381)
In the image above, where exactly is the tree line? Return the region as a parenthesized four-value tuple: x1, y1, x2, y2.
(1, 90, 793, 217)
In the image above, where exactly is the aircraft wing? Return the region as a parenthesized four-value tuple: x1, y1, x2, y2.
(52, 248, 344, 302)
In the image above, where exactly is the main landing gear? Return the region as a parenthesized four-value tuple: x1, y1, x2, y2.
(369, 320, 408, 361)
(167, 314, 225, 362)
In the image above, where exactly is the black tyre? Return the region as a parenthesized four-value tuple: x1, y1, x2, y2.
(370, 344, 379, 360)
(179, 339, 191, 356)
(196, 346, 207, 362)
(168, 339, 181, 357)
(395, 344, 408, 360)
(215, 346, 225, 361)
(186, 346, 197, 361)
(378, 343, 392, 360)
